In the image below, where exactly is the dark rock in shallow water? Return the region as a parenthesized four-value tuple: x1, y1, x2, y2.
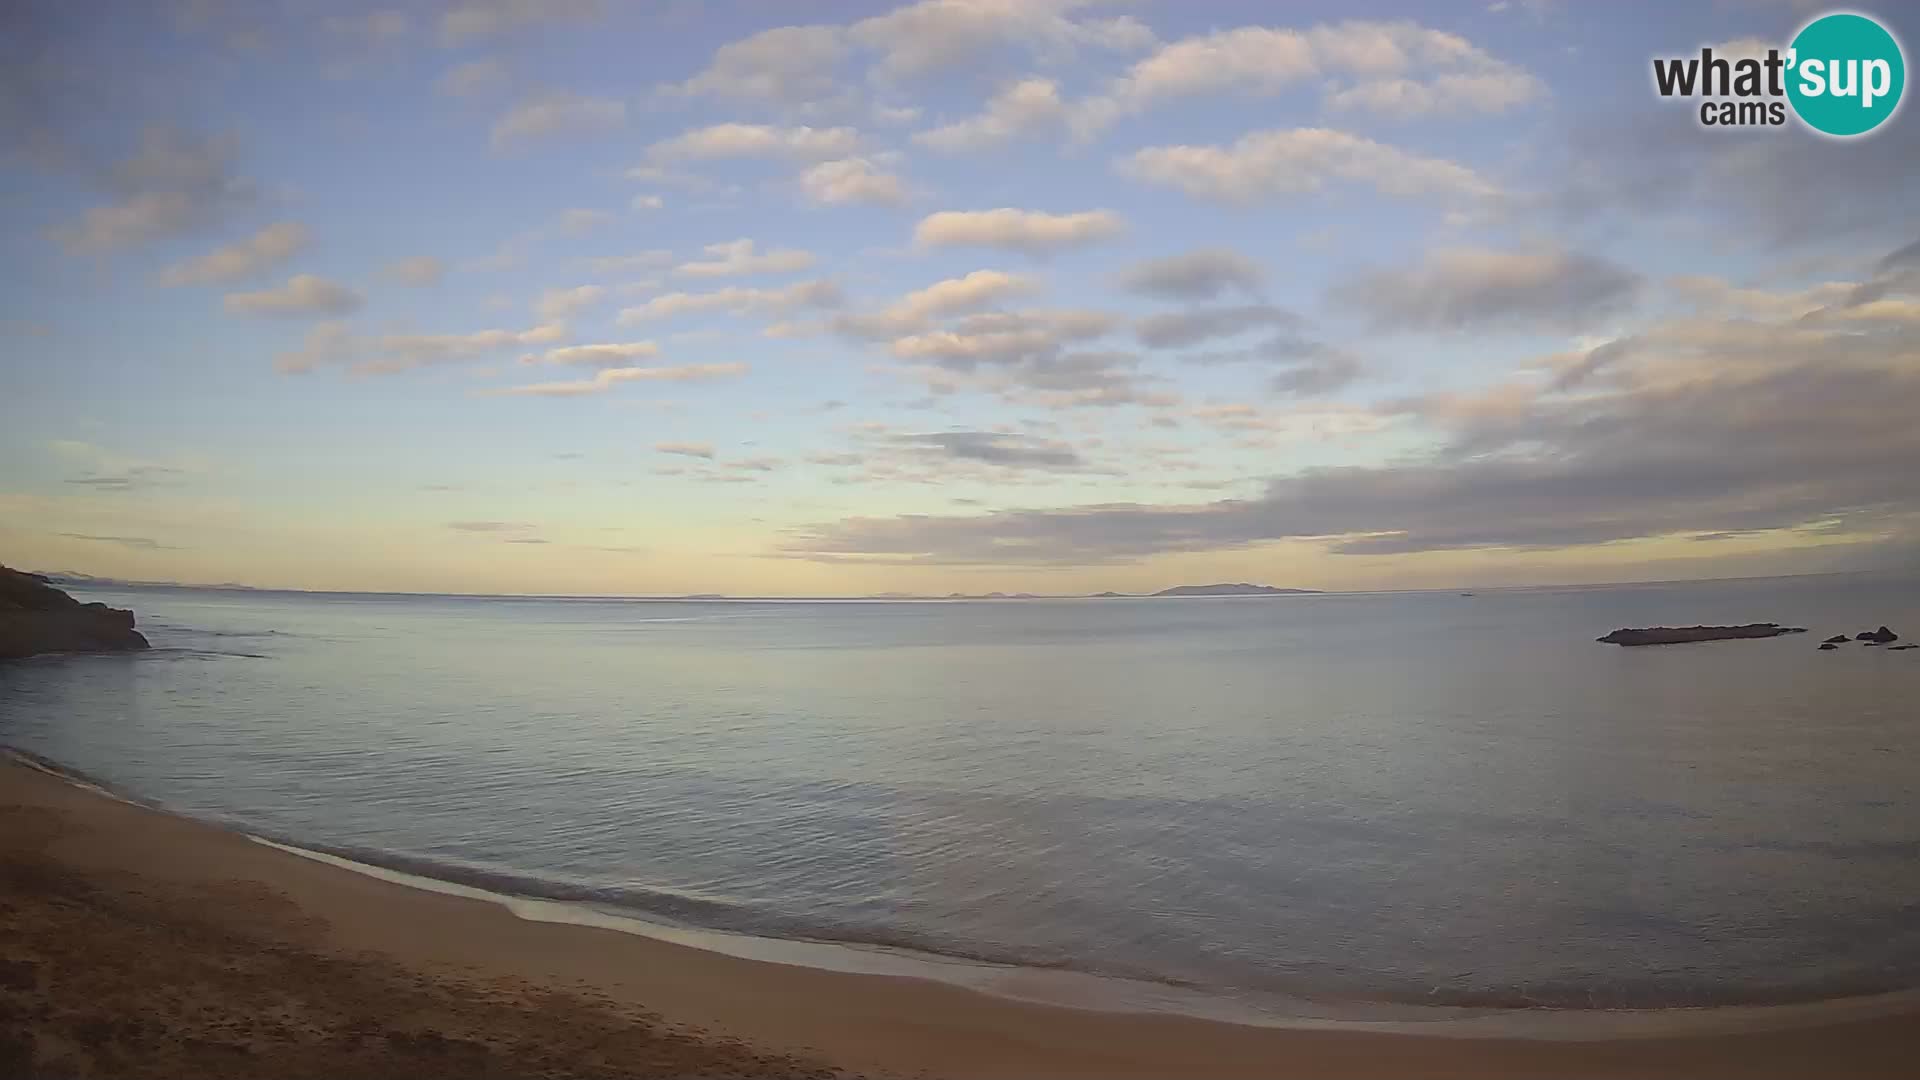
(1854, 626, 1900, 643)
(1892, 645, 1918, 651)
(1819, 643, 1840, 650)
(1596, 624, 1807, 646)
(0, 565, 150, 660)
(1823, 634, 1852, 644)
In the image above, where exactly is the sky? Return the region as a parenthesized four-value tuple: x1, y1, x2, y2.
(3, 0, 1918, 597)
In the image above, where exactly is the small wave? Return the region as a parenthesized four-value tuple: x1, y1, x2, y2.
(141, 647, 271, 660)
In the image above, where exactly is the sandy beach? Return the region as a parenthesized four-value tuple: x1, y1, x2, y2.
(3, 756, 1917, 1079)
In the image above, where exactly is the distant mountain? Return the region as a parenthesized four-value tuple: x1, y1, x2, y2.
(1151, 583, 1319, 597)
(1088, 591, 1129, 598)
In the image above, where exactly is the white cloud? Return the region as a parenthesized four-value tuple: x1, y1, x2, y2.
(1073, 21, 1543, 136)
(440, 0, 599, 44)
(631, 193, 664, 211)
(588, 250, 674, 275)
(646, 123, 861, 162)
(832, 269, 1037, 339)
(492, 363, 748, 397)
(276, 319, 574, 375)
(385, 256, 446, 286)
(617, 280, 842, 323)
(798, 158, 907, 206)
(490, 92, 625, 150)
(224, 274, 363, 317)
(438, 59, 509, 98)
(525, 342, 660, 367)
(1119, 128, 1499, 204)
(1325, 71, 1542, 118)
(157, 222, 309, 286)
(673, 25, 848, 105)
(535, 284, 605, 321)
(849, 0, 1154, 80)
(655, 441, 717, 458)
(889, 309, 1118, 367)
(914, 208, 1124, 256)
(915, 78, 1067, 153)
(675, 239, 815, 278)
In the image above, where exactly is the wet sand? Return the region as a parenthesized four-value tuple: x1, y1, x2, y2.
(3, 756, 1917, 1079)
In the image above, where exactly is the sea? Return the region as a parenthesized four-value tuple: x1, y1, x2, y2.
(4, 573, 1919, 1016)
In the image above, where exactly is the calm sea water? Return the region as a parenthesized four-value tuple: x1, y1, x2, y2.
(4, 575, 1919, 1009)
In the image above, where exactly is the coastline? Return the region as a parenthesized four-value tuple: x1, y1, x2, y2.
(4, 754, 1918, 1078)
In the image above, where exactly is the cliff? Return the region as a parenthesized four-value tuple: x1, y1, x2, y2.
(0, 565, 150, 660)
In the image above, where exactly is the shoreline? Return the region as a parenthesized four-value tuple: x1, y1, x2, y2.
(13, 748, 1915, 1026)
(5, 753, 1919, 1077)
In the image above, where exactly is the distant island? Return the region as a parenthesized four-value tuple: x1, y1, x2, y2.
(1149, 583, 1320, 597)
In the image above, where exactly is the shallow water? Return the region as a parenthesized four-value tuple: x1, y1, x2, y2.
(4, 574, 1919, 1008)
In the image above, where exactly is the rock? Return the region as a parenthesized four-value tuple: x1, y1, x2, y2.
(1823, 634, 1852, 644)
(1819, 642, 1840, 650)
(0, 566, 150, 660)
(1854, 626, 1900, 644)
(1892, 645, 1918, 651)
(1596, 624, 1807, 646)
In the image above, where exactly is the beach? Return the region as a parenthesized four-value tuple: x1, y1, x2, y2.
(3, 757, 1917, 1079)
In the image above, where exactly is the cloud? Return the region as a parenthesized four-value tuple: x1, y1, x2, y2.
(897, 431, 1085, 469)
(1136, 304, 1300, 349)
(788, 276, 1920, 564)
(1075, 21, 1542, 136)
(1330, 247, 1640, 332)
(384, 256, 445, 286)
(915, 78, 1067, 153)
(618, 280, 843, 323)
(526, 342, 661, 367)
(1120, 127, 1499, 205)
(914, 208, 1124, 256)
(54, 127, 254, 255)
(631, 193, 664, 211)
(655, 441, 716, 459)
(1117, 248, 1265, 301)
(1326, 70, 1543, 118)
(224, 274, 363, 318)
(277, 321, 567, 375)
(849, 0, 1153, 81)
(58, 533, 179, 550)
(490, 92, 625, 150)
(157, 221, 308, 286)
(440, 0, 599, 44)
(889, 309, 1117, 368)
(831, 269, 1038, 340)
(646, 123, 860, 162)
(1550, 113, 1920, 248)
(798, 158, 907, 206)
(437, 58, 510, 98)
(490, 363, 749, 396)
(447, 520, 531, 532)
(534, 284, 605, 321)
(674, 239, 815, 278)
(1182, 335, 1366, 397)
(672, 24, 848, 105)
(587, 250, 674, 274)
(48, 440, 191, 491)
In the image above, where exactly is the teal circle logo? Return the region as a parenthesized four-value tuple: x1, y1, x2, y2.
(1787, 12, 1905, 137)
